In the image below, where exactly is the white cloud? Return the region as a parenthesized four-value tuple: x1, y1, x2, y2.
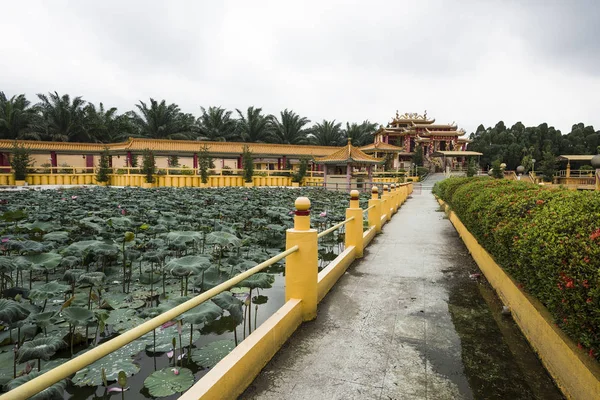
(1, 0, 598, 134)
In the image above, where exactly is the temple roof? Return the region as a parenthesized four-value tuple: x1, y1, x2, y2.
(359, 141, 404, 153)
(389, 111, 435, 125)
(431, 151, 483, 157)
(557, 155, 594, 162)
(315, 139, 384, 165)
(423, 129, 465, 136)
(0, 138, 339, 157)
(411, 122, 457, 129)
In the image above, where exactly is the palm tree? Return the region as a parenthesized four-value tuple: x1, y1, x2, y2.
(308, 120, 344, 146)
(272, 109, 310, 144)
(345, 120, 378, 147)
(235, 106, 273, 143)
(0, 93, 39, 140)
(33, 92, 89, 142)
(83, 103, 136, 143)
(130, 98, 194, 140)
(196, 106, 239, 141)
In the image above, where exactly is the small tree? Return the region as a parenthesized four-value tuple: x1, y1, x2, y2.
(96, 147, 111, 184)
(491, 159, 504, 179)
(292, 158, 309, 183)
(142, 149, 156, 183)
(539, 150, 557, 182)
(11, 142, 32, 181)
(466, 158, 477, 177)
(242, 145, 253, 183)
(412, 145, 424, 167)
(198, 145, 214, 184)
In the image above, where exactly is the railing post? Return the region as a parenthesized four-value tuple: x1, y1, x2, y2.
(285, 197, 318, 321)
(345, 190, 364, 258)
(368, 186, 382, 233)
(390, 184, 398, 213)
(382, 185, 392, 222)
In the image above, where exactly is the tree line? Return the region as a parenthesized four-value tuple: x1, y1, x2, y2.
(468, 121, 600, 174)
(0, 91, 377, 147)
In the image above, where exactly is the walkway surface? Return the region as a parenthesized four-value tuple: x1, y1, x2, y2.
(241, 175, 560, 400)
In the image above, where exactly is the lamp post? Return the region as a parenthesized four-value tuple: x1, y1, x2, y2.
(531, 159, 536, 175)
(516, 165, 524, 180)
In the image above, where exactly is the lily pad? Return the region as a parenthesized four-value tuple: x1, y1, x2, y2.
(191, 339, 235, 368)
(143, 367, 194, 397)
(72, 348, 140, 387)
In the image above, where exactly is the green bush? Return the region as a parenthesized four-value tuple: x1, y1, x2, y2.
(434, 178, 600, 361)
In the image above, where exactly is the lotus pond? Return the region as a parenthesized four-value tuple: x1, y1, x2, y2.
(0, 186, 369, 399)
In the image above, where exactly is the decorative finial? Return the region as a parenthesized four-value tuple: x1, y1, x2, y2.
(395, 110, 399, 119)
(424, 110, 427, 119)
(347, 138, 352, 146)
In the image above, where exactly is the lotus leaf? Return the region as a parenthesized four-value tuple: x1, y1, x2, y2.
(29, 281, 69, 301)
(61, 307, 96, 327)
(6, 371, 66, 400)
(72, 348, 140, 387)
(20, 253, 62, 270)
(17, 336, 64, 363)
(143, 367, 194, 397)
(206, 231, 241, 248)
(182, 302, 222, 325)
(0, 298, 30, 323)
(191, 339, 235, 368)
(77, 272, 106, 287)
(27, 311, 60, 330)
(211, 292, 244, 323)
(42, 231, 70, 243)
(236, 272, 275, 289)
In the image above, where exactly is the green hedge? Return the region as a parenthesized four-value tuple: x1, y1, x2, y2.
(433, 178, 600, 361)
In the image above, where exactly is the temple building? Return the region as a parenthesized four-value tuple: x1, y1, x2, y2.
(373, 111, 473, 169)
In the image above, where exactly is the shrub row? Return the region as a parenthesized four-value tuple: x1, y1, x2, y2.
(433, 177, 600, 362)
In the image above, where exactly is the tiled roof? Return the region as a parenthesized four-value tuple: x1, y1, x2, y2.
(0, 138, 340, 157)
(316, 139, 384, 164)
(360, 142, 404, 153)
(423, 130, 465, 136)
(557, 155, 594, 161)
(431, 151, 483, 157)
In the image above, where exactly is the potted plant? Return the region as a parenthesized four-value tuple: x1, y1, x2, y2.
(242, 145, 254, 187)
(141, 149, 156, 188)
(10, 142, 32, 186)
(95, 147, 111, 186)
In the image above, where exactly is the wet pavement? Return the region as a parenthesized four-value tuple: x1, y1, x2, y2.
(241, 175, 562, 400)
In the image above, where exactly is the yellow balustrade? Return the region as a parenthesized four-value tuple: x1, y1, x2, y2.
(345, 190, 364, 258)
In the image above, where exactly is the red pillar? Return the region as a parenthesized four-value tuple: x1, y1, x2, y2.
(50, 152, 57, 173)
(282, 156, 287, 170)
(193, 153, 198, 169)
(277, 158, 281, 170)
(237, 156, 242, 169)
(126, 151, 132, 167)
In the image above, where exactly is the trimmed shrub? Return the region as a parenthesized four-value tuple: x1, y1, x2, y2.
(433, 178, 600, 361)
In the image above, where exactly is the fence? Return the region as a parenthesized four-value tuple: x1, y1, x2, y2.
(1, 183, 412, 400)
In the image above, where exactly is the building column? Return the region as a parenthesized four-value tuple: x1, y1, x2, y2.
(346, 164, 352, 191)
(566, 161, 571, 178)
(367, 164, 373, 183)
(50, 151, 57, 173)
(127, 151, 132, 167)
(193, 153, 198, 169)
(323, 164, 327, 186)
(237, 156, 242, 169)
(277, 158, 281, 170)
(282, 155, 287, 170)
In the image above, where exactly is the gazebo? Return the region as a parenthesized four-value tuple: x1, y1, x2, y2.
(359, 141, 404, 170)
(431, 150, 482, 172)
(315, 139, 384, 190)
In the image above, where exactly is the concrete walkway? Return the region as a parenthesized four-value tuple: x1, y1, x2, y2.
(241, 179, 559, 400)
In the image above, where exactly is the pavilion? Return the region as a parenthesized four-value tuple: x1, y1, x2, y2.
(315, 139, 384, 190)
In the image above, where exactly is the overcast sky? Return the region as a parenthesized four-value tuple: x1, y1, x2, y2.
(1, 0, 599, 134)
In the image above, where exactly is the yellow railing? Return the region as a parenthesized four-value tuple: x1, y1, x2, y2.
(1, 183, 412, 399)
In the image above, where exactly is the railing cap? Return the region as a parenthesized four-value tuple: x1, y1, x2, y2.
(371, 185, 378, 193)
(295, 197, 311, 211)
(350, 190, 359, 200)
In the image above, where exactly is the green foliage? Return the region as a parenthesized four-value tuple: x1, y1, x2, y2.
(198, 144, 214, 184)
(292, 157, 309, 183)
(540, 150, 557, 182)
(11, 141, 32, 180)
(412, 145, 424, 166)
(491, 159, 504, 179)
(242, 145, 254, 183)
(141, 148, 156, 183)
(144, 367, 194, 397)
(96, 147, 111, 183)
(466, 159, 477, 177)
(434, 178, 600, 362)
(6, 371, 67, 400)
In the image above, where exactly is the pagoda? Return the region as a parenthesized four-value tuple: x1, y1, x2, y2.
(373, 111, 471, 168)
